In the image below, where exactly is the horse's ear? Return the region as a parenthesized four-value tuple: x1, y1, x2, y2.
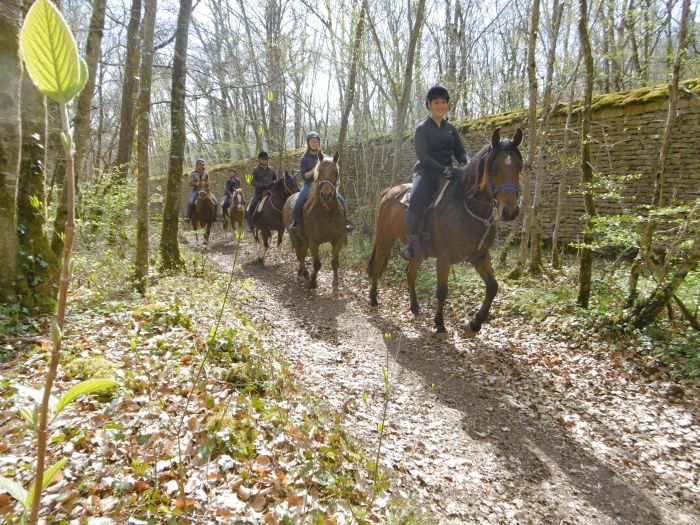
(491, 128, 501, 149)
(332, 151, 339, 164)
(317, 150, 324, 162)
(284, 170, 289, 177)
(512, 128, 523, 147)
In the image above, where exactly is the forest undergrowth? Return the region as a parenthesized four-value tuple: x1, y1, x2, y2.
(0, 229, 413, 524)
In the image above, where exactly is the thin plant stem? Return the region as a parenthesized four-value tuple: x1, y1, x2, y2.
(29, 102, 75, 524)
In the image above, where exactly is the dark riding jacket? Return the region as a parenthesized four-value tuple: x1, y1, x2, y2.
(225, 178, 241, 195)
(299, 151, 318, 186)
(252, 165, 277, 195)
(414, 116, 468, 175)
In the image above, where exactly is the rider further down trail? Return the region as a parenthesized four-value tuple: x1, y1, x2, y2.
(206, 230, 698, 525)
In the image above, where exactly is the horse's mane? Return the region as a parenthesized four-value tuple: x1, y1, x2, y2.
(458, 139, 523, 198)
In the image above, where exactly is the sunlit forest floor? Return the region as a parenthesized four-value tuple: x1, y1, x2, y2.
(0, 222, 698, 524)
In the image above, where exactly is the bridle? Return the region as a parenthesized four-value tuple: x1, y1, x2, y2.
(462, 144, 522, 250)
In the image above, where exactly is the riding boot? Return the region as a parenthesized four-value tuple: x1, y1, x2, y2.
(399, 211, 424, 260)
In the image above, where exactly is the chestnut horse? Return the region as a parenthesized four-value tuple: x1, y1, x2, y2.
(223, 188, 246, 233)
(191, 189, 217, 246)
(283, 151, 346, 289)
(367, 128, 523, 338)
(252, 171, 299, 261)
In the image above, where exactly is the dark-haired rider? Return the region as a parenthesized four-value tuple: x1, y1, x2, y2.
(222, 168, 241, 218)
(287, 131, 351, 237)
(400, 85, 469, 260)
(246, 151, 277, 231)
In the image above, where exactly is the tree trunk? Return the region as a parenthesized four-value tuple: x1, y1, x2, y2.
(0, 0, 22, 305)
(529, 0, 563, 274)
(510, 0, 540, 278)
(135, 0, 157, 292)
(577, 0, 596, 308)
(551, 73, 577, 269)
(113, 0, 142, 184)
(51, 0, 106, 254)
(16, 71, 60, 313)
(390, 0, 426, 182)
(336, 0, 367, 159)
(159, 0, 192, 271)
(626, 0, 691, 308)
(629, 235, 700, 329)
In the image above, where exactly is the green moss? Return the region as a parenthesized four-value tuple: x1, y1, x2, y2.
(132, 301, 192, 331)
(64, 356, 118, 380)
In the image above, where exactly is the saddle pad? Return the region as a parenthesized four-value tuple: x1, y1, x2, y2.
(399, 189, 411, 206)
(396, 180, 450, 208)
(255, 194, 269, 214)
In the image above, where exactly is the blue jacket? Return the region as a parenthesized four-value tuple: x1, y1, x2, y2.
(299, 151, 319, 186)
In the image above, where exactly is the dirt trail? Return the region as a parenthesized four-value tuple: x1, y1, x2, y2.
(207, 232, 699, 525)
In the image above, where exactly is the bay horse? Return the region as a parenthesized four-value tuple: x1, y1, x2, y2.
(191, 188, 217, 246)
(223, 188, 246, 233)
(367, 128, 523, 339)
(282, 151, 346, 289)
(252, 171, 299, 261)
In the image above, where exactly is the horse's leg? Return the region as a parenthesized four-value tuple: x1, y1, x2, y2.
(277, 229, 283, 246)
(331, 240, 341, 289)
(204, 223, 211, 246)
(434, 257, 451, 339)
(368, 232, 395, 307)
(308, 243, 321, 289)
(406, 259, 423, 316)
(259, 230, 269, 261)
(466, 254, 498, 338)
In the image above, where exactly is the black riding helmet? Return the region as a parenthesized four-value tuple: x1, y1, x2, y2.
(425, 85, 450, 107)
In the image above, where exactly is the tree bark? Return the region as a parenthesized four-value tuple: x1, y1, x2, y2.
(51, 0, 106, 254)
(390, 0, 426, 182)
(0, 0, 22, 305)
(529, 0, 563, 274)
(135, 0, 157, 292)
(627, 0, 691, 309)
(113, 0, 142, 185)
(336, 0, 368, 160)
(577, 0, 597, 308)
(159, 0, 193, 271)
(511, 0, 540, 278)
(629, 235, 700, 329)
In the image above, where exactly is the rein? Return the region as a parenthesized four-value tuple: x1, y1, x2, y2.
(461, 146, 521, 250)
(268, 177, 296, 213)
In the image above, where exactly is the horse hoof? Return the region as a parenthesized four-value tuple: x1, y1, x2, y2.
(434, 330, 449, 341)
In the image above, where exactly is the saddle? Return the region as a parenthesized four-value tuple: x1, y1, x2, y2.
(255, 192, 270, 214)
(396, 178, 451, 210)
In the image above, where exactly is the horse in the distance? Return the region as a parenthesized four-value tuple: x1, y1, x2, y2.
(223, 188, 245, 234)
(252, 171, 299, 261)
(282, 151, 346, 289)
(367, 128, 523, 338)
(191, 188, 218, 246)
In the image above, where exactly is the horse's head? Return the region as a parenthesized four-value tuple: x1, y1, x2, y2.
(283, 170, 300, 195)
(197, 188, 211, 200)
(463, 128, 523, 221)
(314, 150, 340, 203)
(233, 188, 244, 210)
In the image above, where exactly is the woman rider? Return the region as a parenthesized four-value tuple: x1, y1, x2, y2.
(287, 131, 350, 236)
(400, 85, 469, 260)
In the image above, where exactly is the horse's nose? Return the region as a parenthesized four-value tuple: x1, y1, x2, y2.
(502, 207, 519, 221)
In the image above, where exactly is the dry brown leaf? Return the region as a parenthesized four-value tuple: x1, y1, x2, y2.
(250, 494, 267, 512)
